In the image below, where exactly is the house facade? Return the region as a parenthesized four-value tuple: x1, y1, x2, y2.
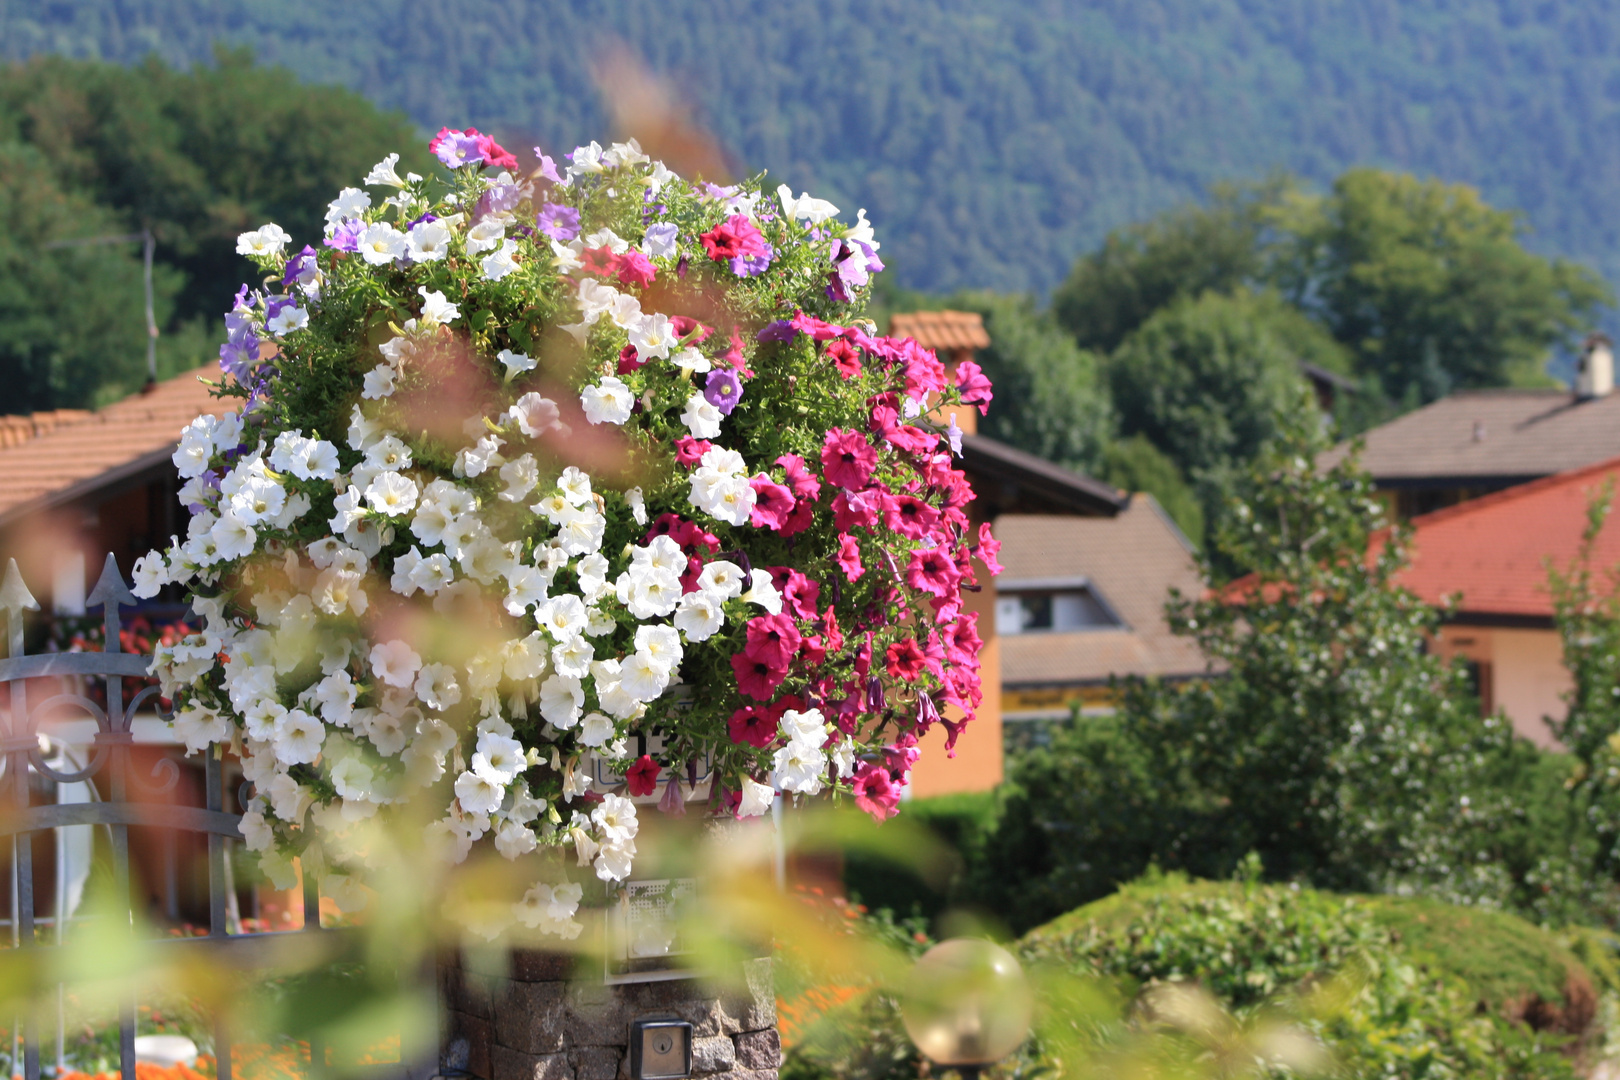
(1387, 458, 1620, 746)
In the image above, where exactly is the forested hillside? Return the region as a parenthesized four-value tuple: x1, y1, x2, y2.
(5, 0, 1620, 299)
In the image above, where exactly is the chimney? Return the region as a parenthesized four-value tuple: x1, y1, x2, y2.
(1577, 333, 1614, 399)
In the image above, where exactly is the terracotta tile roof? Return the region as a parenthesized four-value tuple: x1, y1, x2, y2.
(1322, 389, 1620, 483)
(995, 497, 1208, 686)
(888, 310, 991, 352)
(0, 365, 225, 526)
(0, 410, 93, 450)
(1390, 456, 1620, 618)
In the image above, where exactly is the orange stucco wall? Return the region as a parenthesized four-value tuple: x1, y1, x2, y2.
(908, 549, 1002, 797)
(1435, 625, 1570, 747)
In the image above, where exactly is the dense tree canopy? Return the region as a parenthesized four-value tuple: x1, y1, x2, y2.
(0, 50, 423, 410)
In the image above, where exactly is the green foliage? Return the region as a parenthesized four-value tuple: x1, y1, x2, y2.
(972, 406, 1532, 931)
(1053, 179, 1285, 355)
(1100, 435, 1204, 548)
(841, 791, 999, 925)
(1358, 896, 1590, 1016)
(944, 291, 1114, 472)
(1547, 480, 1620, 844)
(1281, 168, 1610, 404)
(0, 49, 422, 408)
(1021, 874, 1584, 1080)
(1104, 288, 1322, 530)
(15, 1, 1620, 312)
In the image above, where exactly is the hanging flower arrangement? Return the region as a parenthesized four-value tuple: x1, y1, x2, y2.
(135, 126, 997, 938)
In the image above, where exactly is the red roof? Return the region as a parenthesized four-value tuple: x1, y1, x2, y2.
(1394, 456, 1620, 618)
(0, 365, 225, 526)
(888, 310, 990, 352)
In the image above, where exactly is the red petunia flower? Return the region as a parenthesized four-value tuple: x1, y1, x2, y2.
(731, 653, 788, 701)
(825, 338, 862, 380)
(626, 755, 661, 797)
(580, 246, 618, 277)
(615, 251, 657, 288)
(728, 706, 778, 748)
(743, 613, 802, 671)
(885, 638, 926, 682)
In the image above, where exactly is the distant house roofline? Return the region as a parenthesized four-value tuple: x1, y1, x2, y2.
(960, 434, 1126, 518)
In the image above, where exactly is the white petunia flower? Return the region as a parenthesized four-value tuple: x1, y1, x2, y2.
(697, 560, 747, 599)
(629, 313, 676, 361)
(739, 568, 784, 614)
(406, 220, 453, 262)
(418, 287, 461, 325)
(580, 377, 634, 425)
(672, 346, 711, 374)
(626, 487, 647, 525)
(266, 304, 308, 336)
(494, 822, 539, 860)
(498, 454, 540, 503)
(365, 471, 419, 516)
(538, 675, 584, 728)
(777, 183, 841, 225)
(673, 591, 724, 641)
(509, 393, 566, 439)
(551, 633, 594, 679)
(503, 564, 549, 614)
(211, 510, 257, 561)
(236, 223, 291, 258)
(738, 778, 775, 818)
(273, 709, 325, 766)
(415, 662, 462, 711)
(558, 466, 592, 506)
(357, 222, 408, 265)
(411, 552, 456, 594)
(466, 218, 506, 255)
(497, 348, 536, 379)
(455, 768, 505, 816)
(370, 639, 422, 689)
(578, 711, 615, 748)
(474, 731, 527, 783)
(131, 552, 169, 599)
(364, 153, 407, 187)
(325, 187, 370, 226)
(481, 238, 521, 281)
(362, 364, 398, 400)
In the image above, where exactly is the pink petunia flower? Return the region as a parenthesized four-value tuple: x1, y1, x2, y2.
(975, 522, 1003, 575)
(674, 436, 713, 467)
(743, 613, 802, 671)
(906, 547, 961, 598)
(955, 359, 994, 414)
(615, 251, 657, 288)
(835, 534, 865, 582)
(832, 489, 880, 530)
(852, 761, 900, 822)
(821, 428, 878, 491)
(885, 638, 926, 682)
(731, 653, 788, 701)
(886, 495, 941, 540)
(749, 475, 796, 531)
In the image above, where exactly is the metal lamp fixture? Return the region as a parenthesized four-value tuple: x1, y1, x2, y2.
(900, 939, 1035, 1079)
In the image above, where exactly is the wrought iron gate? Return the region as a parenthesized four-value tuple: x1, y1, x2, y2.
(0, 555, 333, 1080)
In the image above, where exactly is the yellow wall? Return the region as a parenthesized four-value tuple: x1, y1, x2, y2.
(1435, 625, 1569, 748)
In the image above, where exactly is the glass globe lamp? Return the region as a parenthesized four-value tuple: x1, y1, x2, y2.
(900, 938, 1034, 1077)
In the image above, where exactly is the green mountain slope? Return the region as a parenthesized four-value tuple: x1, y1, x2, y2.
(5, 0, 1620, 299)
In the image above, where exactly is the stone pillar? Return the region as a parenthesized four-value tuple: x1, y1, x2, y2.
(439, 949, 781, 1080)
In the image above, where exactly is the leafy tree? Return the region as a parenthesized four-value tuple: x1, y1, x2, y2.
(1105, 288, 1327, 531)
(1099, 434, 1204, 548)
(1051, 179, 1288, 355)
(944, 291, 1114, 473)
(1280, 168, 1611, 404)
(0, 143, 160, 411)
(0, 49, 425, 408)
(973, 405, 1528, 930)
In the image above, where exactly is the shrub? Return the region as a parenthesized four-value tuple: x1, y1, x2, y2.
(1020, 872, 1585, 1080)
(841, 791, 998, 924)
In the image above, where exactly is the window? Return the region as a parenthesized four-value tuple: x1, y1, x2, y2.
(995, 580, 1124, 635)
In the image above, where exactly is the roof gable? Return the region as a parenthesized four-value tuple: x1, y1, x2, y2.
(1395, 456, 1620, 618)
(1324, 389, 1620, 484)
(0, 365, 224, 528)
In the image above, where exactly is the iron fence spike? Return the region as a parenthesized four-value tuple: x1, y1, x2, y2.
(86, 552, 135, 611)
(0, 559, 40, 617)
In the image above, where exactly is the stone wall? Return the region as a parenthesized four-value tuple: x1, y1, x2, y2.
(439, 949, 781, 1080)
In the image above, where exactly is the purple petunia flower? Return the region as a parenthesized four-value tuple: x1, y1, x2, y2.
(435, 132, 485, 169)
(756, 321, 796, 343)
(537, 203, 580, 242)
(533, 148, 563, 184)
(324, 218, 362, 252)
(731, 239, 775, 278)
(703, 368, 743, 415)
